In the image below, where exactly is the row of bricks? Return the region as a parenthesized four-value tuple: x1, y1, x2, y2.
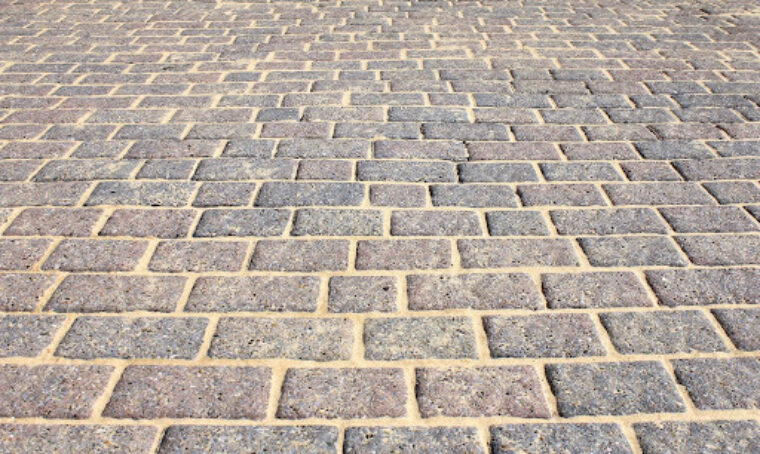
(2, 206, 760, 237)
(0, 358, 758, 418)
(2, 180, 760, 208)
(3, 235, 760, 271)
(2, 309, 758, 359)
(1, 268, 758, 312)
(1, 420, 758, 453)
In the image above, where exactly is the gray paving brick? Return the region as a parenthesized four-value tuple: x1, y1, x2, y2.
(0, 315, 64, 357)
(370, 184, 426, 207)
(4, 208, 101, 237)
(550, 208, 667, 235)
(374, 140, 466, 161)
(0, 425, 156, 454)
(430, 184, 518, 207)
(634, 141, 714, 159)
(542, 272, 653, 308)
(422, 123, 509, 140)
(416, 366, 550, 418)
(186, 276, 319, 312)
(358, 161, 456, 183)
(645, 268, 760, 306)
(620, 161, 682, 181)
(149, 240, 247, 272)
(136, 159, 195, 180)
(458, 239, 578, 268)
(546, 362, 686, 416)
(603, 182, 715, 205)
(210, 317, 353, 361)
(467, 142, 560, 161)
(458, 163, 538, 183)
(292, 209, 382, 236)
(674, 158, 760, 181)
(485, 314, 605, 358)
(579, 236, 687, 267)
(673, 358, 760, 410)
(255, 182, 364, 206)
(390, 210, 481, 236)
(101, 209, 196, 239)
(356, 239, 451, 270)
(659, 206, 758, 232)
(345, 427, 483, 454)
(702, 181, 760, 204)
(364, 316, 477, 360)
(491, 424, 633, 454)
(296, 160, 352, 181)
(712, 308, 760, 351)
(486, 210, 550, 236)
(518, 183, 607, 206)
(43, 239, 146, 272)
(328, 276, 396, 313)
(407, 273, 541, 310)
(635, 420, 760, 454)
(676, 235, 760, 265)
(277, 368, 406, 419)
(540, 162, 623, 181)
(86, 181, 196, 207)
(194, 209, 289, 237)
(250, 239, 348, 271)
(159, 426, 337, 454)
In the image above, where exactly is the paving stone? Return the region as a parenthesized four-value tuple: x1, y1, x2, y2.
(634, 141, 714, 159)
(126, 140, 220, 158)
(712, 308, 760, 351)
(659, 206, 758, 232)
(620, 161, 682, 181)
(33, 159, 139, 181)
(540, 162, 623, 181)
(407, 273, 542, 310)
(0, 238, 51, 270)
(370, 184, 426, 207)
(603, 182, 715, 205)
(43, 239, 146, 271)
(277, 368, 406, 419)
(355, 239, 451, 270)
(416, 366, 550, 418)
(458, 239, 578, 268)
(561, 143, 639, 160)
(256, 182, 364, 206)
(193, 158, 294, 181)
(210, 317, 353, 361)
(374, 140, 466, 161)
(634, 420, 760, 454)
(159, 426, 337, 454)
(430, 184, 518, 207)
(193, 182, 256, 207)
(467, 142, 561, 160)
(542, 272, 653, 308)
(672, 358, 760, 410)
(390, 210, 481, 236)
(484, 314, 605, 358)
(0, 315, 64, 357)
(136, 159, 195, 180)
(46, 275, 186, 313)
(674, 158, 760, 181)
(100, 208, 196, 238)
(600, 310, 726, 354)
(459, 163, 538, 183)
(0, 425, 156, 454)
(518, 183, 607, 206)
(250, 239, 348, 271)
(186, 276, 320, 312)
(104, 366, 271, 419)
(646, 268, 760, 306)
(344, 427, 483, 454)
(422, 123, 509, 140)
(546, 362, 686, 416)
(194, 209, 289, 237)
(296, 160, 352, 180)
(364, 316, 477, 360)
(149, 240, 247, 272)
(222, 140, 275, 158)
(0, 365, 112, 418)
(550, 208, 668, 235)
(579, 236, 688, 267)
(56, 316, 207, 359)
(292, 209, 382, 236)
(702, 181, 760, 204)
(486, 210, 550, 236)
(676, 235, 760, 265)
(86, 181, 196, 207)
(491, 424, 633, 454)
(358, 161, 456, 183)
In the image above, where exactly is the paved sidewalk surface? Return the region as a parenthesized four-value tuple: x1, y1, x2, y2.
(1, 0, 760, 452)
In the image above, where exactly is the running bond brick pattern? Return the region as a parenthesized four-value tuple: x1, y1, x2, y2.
(0, 0, 759, 451)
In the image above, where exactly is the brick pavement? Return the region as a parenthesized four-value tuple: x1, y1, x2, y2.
(0, 0, 759, 451)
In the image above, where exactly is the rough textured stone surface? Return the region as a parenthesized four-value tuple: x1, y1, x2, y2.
(194, 209, 290, 237)
(491, 424, 633, 454)
(458, 239, 579, 267)
(0, 273, 57, 311)
(46, 275, 186, 312)
(391, 210, 481, 236)
(159, 426, 338, 454)
(328, 276, 396, 313)
(186, 276, 320, 312)
(550, 208, 668, 235)
(43, 239, 146, 271)
(356, 239, 451, 270)
(485, 314, 605, 358)
(675, 235, 760, 265)
(149, 240, 247, 272)
(292, 209, 382, 236)
(0, 239, 51, 270)
(0, 315, 64, 357)
(712, 308, 760, 351)
(486, 210, 550, 236)
(0, 425, 157, 454)
(364, 317, 477, 360)
(345, 427, 483, 454)
(579, 236, 687, 267)
(646, 269, 760, 306)
(5, 208, 101, 237)
(408, 273, 542, 310)
(100, 209, 196, 238)
(250, 240, 349, 271)
(672, 358, 760, 410)
(634, 420, 760, 454)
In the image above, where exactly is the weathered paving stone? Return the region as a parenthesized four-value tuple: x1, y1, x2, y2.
(550, 208, 668, 235)
(104, 366, 271, 419)
(646, 268, 760, 306)
(357, 161, 456, 183)
(620, 161, 682, 181)
(390, 210, 481, 236)
(0, 365, 112, 418)
(370, 184, 426, 207)
(0, 425, 156, 454)
(328, 276, 397, 313)
(149, 240, 247, 272)
(292, 209, 382, 236)
(546, 362, 686, 416)
(344, 427, 483, 454)
(703, 181, 760, 204)
(674, 158, 760, 181)
(46, 275, 186, 313)
(579, 236, 687, 267)
(517, 183, 607, 206)
(491, 424, 633, 454)
(193, 182, 257, 207)
(194, 209, 290, 237)
(458, 163, 538, 183)
(430, 184, 519, 207)
(127, 140, 220, 158)
(634, 141, 714, 159)
(100, 209, 195, 238)
(486, 210, 550, 236)
(209, 317, 353, 361)
(600, 311, 726, 354)
(55, 316, 208, 359)
(277, 368, 406, 419)
(250, 239, 348, 271)
(355, 239, 451, 270)
(193, 158, 295, 180)
(540, 162, 623, 181)
(33, 159, 139, 182)
(672, 358, 760, 410)
(86, 181, 196, 207)
(364, 317, 477, 360)
(186, 276, 319, 312)
(542, 272, 653, 308)
(0, 239, 51, 270)
(467, 142, 561, 161)
(407, 273, 542, 310)
(416, 366, 550, 418)
(159, 426, 338, 454)
(43, 239, 146, 272)
(0, 315, 64, 357)
(136, 159, 195, 180)
(374, 140, 467, 161)
(484, 314, 605, 358)
(712, 309, 760, 351)
(5, 208, 101, 237)
(659, 206, 758, 232)
(256, 182, 364, 206)
(675, 235, 760, 265)
(603, 182, 715, 205)
(0, 182, 89, 206)
(296, 160, 352, 181)
(458, 239, 578, 268)
(634, 420, 760, 454)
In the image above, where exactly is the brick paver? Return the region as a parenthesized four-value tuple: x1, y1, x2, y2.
(0, 0, 759, 450)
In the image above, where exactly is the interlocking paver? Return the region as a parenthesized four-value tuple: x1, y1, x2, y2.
(635, 421, 760, 454)
(159, 426, 337, 453)
(46, 275, 186, 313)
(345, 427, 483, 453)
(0, 425, 156, 454)
(491, 424, 633, 454)
(673, 358, 760, 410)
(364, 316, 477, 360)
(712, 309, 760, 351)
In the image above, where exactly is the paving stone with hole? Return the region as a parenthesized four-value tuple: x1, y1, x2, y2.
(209, 317, 353, 361)
(0, 365, 112, 418)
(43, 239, 146, 272)
(4, 208, 101, 237)
(0, 425, 157, 454)
(390, 210, 481, 236)
(276, 368, 406, 419)
(100, 209, 196, 238)
(549, 208, 668, 235)
(458, 239, 578, 268)
(407, 273, 542, 310)
(104, 366, 271, 419)
(673, 358, 760, 410)
(355, 239, 451, 270)
(416, 366, 550, 418)
(292, 209, 382, 236)
(55, 316, 208, 359)
(490, 424, 633, 454)
(675, 235, 760, 265)
(194, 209, 290, 237)
(0, 315, 64, 357)
(344, 427, 483, 454)
(600, 311, 726, 354)
(546, 362, 686, 416)
(579, 236, 687, 267)
(249, 239, 348, 271)
(328, 276, 396, 313)
(712, 309, 760, 351)
(46, 275, 186, 313)
(186, 276, 320, 312)
(159, 426, 338, 454)
(484, 314, 605, 358)
(364, 317, 477, 360)
(149, 240, 247, 272)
